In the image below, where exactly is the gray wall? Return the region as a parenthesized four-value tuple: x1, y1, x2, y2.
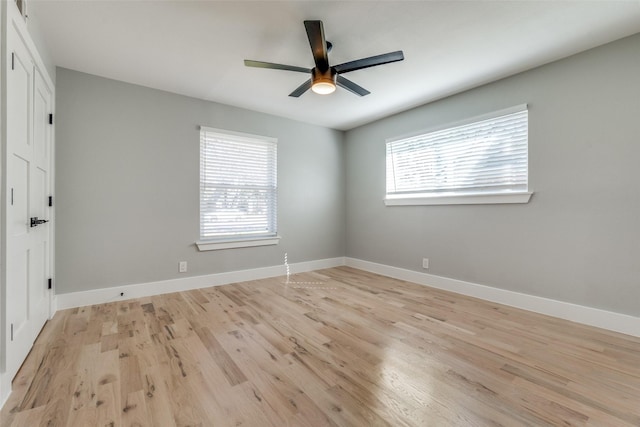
(55, 68, 345, 294)
(345, 33, 640, 317)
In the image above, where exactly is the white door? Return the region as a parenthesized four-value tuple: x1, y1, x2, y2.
(5, 27, 52, 378)
(30, 69, 53, 331)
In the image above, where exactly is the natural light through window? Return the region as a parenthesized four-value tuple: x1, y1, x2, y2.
(197, 127, 278, 251)
(385, 105, 531, 206)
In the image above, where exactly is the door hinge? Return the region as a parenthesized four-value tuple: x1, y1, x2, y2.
(11, 52, 15, 70)
(49, 196, 53, 207)
(10, 324, 14, 341)
(49, 113, 53, 125)
(48, 278, 53, 290)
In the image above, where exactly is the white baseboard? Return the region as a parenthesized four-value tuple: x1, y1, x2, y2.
(345, 257, 640, 338)
(55, 255, 640, 338)
(56, 257, 346, 310)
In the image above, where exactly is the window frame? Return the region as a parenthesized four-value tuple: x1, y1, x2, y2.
(384, 104, 532, 206)
(196, 126, 279, 251)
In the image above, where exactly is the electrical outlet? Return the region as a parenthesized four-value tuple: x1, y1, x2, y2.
(179, 261, 187, 273)
(422, 258, 429, 269)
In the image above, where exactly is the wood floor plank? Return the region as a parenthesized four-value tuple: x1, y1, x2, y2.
(138, 364, 176, 427)
(2, 266, 640, 426)
(6, 406, 46, 427)
(194, 326, 248, 387)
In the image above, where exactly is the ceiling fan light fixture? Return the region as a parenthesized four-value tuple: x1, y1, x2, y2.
(311, 68, 336, 95)
(312, 81, 336, 95)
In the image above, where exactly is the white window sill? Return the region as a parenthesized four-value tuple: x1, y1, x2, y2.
(196, 236, 281, 251)
(384, 192, 533, 206)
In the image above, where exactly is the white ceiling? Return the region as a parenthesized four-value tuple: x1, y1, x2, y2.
(29, 1, 640, 130)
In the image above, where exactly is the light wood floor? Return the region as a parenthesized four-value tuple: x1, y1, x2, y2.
(2, 267, 639, 426)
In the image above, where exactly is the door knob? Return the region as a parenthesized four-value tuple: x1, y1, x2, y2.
(30, 217, 49, 227)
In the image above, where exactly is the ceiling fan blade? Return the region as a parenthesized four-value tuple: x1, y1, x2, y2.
(244, 60, 310, 74)
(333, 51, 404, 74)
(304, 20, 329, 71)
(337, 75, 370, 97)
(289, 79, 313, 97)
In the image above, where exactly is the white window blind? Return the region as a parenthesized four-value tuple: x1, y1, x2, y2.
(200, 127, 277, 241)
(386, 106, 528, 200)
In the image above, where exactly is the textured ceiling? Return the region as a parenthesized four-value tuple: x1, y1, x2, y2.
(29, 1, 640, 130)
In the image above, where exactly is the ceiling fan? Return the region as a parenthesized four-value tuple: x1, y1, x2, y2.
(244, 20, 404, 97)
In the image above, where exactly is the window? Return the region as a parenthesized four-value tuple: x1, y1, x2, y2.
(385, 105, 532, 206)
(197, 127, 278, 251)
